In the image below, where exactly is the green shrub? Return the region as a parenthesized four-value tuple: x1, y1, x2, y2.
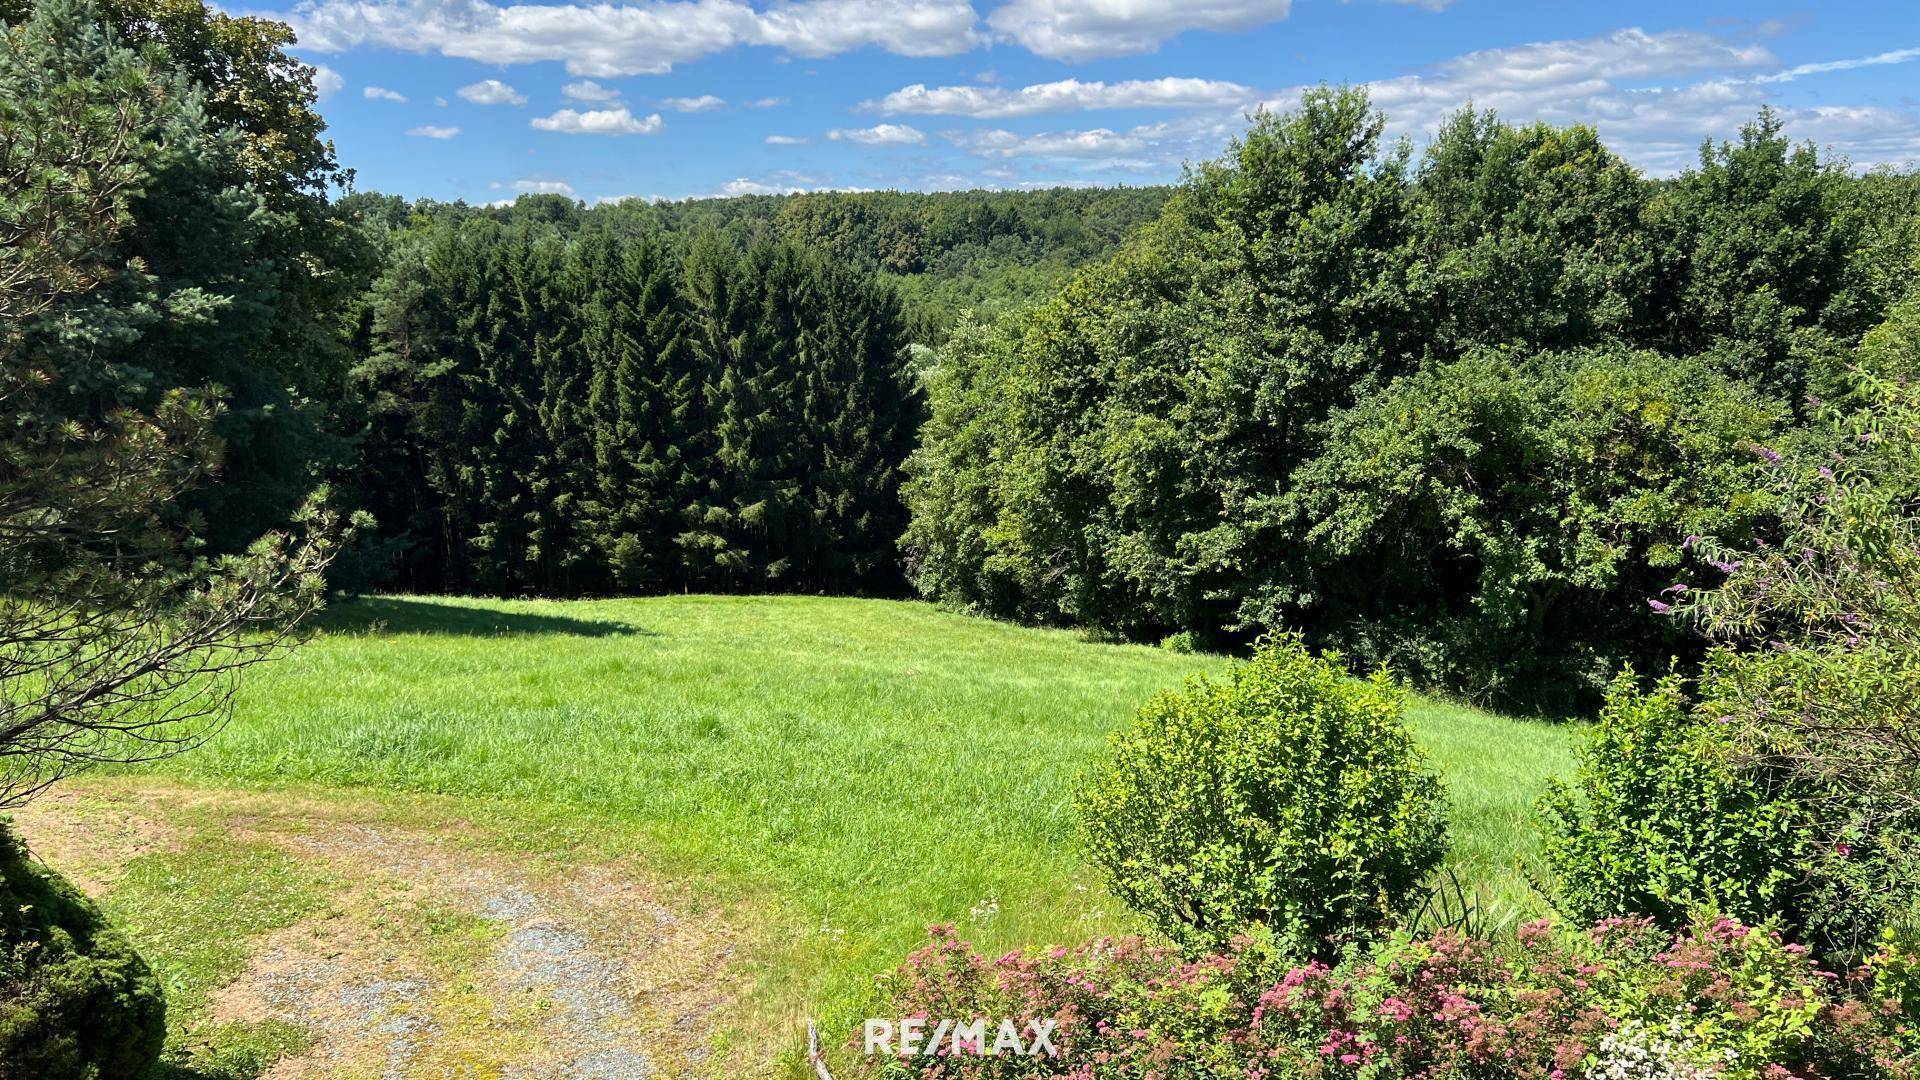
(1538, 671, 1807, 932)
(1156, 630, 1199, 654)
(0, 818, 166, 1080)
(1076, 636, 1449, 955)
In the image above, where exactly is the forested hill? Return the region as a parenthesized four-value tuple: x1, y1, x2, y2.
(338, 185, 1174, 346)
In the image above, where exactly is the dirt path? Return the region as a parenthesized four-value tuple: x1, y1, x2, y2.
(14, 783, 747, 1079)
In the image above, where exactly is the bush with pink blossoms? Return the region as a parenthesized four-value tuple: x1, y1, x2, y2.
(856, 918, 1920, 1079)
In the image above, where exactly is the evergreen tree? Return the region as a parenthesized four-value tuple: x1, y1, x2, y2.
(575, 232, 696, 591)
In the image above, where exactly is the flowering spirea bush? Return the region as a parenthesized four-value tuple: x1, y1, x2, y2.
(858, 918, 1920, 1079)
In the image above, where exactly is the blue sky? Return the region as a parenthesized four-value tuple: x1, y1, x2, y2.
(269, 0, 1920, 204)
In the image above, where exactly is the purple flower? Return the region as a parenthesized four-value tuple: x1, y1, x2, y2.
(1682, 534, 1702, 549)
(1756, 446, 1783, 464)
(1647, 599, 1672, 614)
(1819, 466, 1836, 481)
(1710, 559, 1743, 574)
(1662, 583, 1689, 595)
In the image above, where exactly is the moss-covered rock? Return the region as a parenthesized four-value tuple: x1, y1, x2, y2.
(0, 816, 165, 1080)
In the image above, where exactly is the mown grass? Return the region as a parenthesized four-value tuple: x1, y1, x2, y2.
(100, 824, 334, 1078)
(129, 594, 1576, 1049)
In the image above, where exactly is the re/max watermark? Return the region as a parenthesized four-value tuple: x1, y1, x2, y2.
(862, 1017, 1059, 1058)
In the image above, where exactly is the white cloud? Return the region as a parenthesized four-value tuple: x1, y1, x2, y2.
(364, 85, 408, 102)
(870, 76, 1255, 118)
(458, 78, 527, 105)
(563, 79, 621, 102)
(765, 134, 809, 145)
(287, 0, 978, 78)
(827, 123, 926, 145)
(663, 94, 725, 112)
(912, 26, 1919, 177)
(311, 64, 345, 100)
(504, 178, 576, 194)
(716, 177, 809, 196)
(987, 0, 1293, 61)
(1750, 45, 1920, 85)
(407, 124, 461, 138)
(530, 106, 664, 135)
(1323, 28, 1920, 174)
(747, 96, 788, 108)
(947, 125, 1149, 159)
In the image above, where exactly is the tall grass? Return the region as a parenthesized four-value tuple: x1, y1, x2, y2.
(136, 594, 1575, 1032)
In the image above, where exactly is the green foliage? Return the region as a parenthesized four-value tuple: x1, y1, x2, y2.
(0, 819, 165, 1080)
(1647, 108, 1877, 409)
(1537, 350, 1920, 958)
(1670, 356, 1920, 958)
(1291, 347, 1783, 710)
(1410, 112, 1655, 352)
(1076, 635, 1448, 955)
(348, 217, 917, 596)
(903, 87, 1920, 706)
(905, 88, 1420, 641)
(1539, 672, 1806, 932)
(2, 0, 376, 555)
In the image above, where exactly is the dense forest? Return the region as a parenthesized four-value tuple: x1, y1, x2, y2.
(903, 97, 1920, 708)
(10, 0, 1920, 709)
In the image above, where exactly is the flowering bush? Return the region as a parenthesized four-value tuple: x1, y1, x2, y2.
(857, 918, 1920, 1079)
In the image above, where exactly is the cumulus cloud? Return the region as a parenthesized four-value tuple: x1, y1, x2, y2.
(747, 96, 788, 108)
(1321, 28, 1920, 173)
(287, 0, 978, 78)
(869, 76, 1255, 118)
(931, 28, 1920, 176)
(716, 177, 809, 196)
(530, 106, 664, 135)
(458, 78, 527, 105)
(364, 85, 408, 102)
(563, 79, 621, 102)
(663, 94, 725, 112)
(765, 134, 809, 145)
(311, 64, 345, 100)
(987, 0, 1293, 61)
(827, 123, 926, 145)
(946, 125, 1150, 159)
(407, 124, 461, 138)
(496, 178, 576, 194)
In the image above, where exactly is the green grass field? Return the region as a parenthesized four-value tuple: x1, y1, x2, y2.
(127, 593, 1576, 1052)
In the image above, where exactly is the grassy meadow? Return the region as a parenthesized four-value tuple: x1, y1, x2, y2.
(121, 593, 1576, 1054)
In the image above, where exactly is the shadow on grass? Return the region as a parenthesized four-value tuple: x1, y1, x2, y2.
(311, 595, 656, 639)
